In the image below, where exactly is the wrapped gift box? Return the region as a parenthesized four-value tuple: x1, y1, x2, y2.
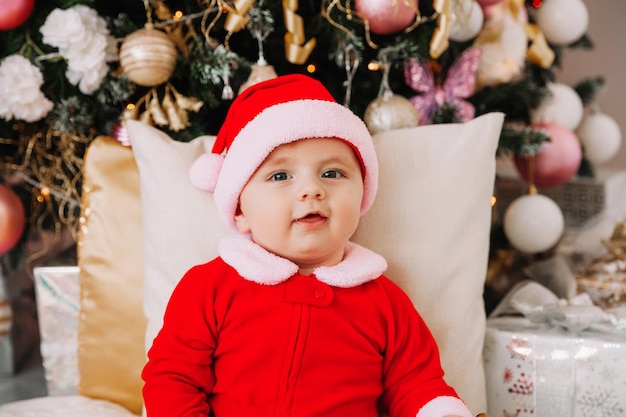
(33, 266, 80, 396)
(484, 316, 626, 417)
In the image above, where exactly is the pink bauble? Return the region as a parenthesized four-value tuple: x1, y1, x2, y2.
(0, 184, 26, 255)
(110, 121, 131, 147)
(514, 122, 582, 188)
(354, 0, 417, 35)
(0, 0, 34, 30)
(476, 0, 503, 7)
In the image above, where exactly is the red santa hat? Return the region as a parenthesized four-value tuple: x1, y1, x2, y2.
(189, 74, 378, 231)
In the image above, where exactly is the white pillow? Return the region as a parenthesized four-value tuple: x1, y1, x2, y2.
(352, 112, 504, 413)
(127, 121, 229, 351)
(128, 112, 503, 415)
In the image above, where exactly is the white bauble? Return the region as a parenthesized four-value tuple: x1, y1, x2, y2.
(503, 194, 564, 254)
(534, 0, 588, 45)
(531, 83, 583, 130)
(576, 112, 622, 165)
(450, 0, 484, 42)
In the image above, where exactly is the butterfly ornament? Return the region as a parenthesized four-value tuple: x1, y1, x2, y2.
(404, 46, 482, 126)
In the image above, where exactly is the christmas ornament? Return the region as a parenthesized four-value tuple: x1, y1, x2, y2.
(283, 0, 316, 64)
(340, 44, 361, 107)
(576, 111, 622, 165)
(224, 0, 255, 33)
(119, 24, 178, 87)
(449, 0, 484, 42)
(0, 0, 34, 30)
(110, 120, 131, 147)
(476, 0, 503, 8)
(364, 94, 420, 134)
(430, 0, 452, 58)
(525, 22, 555, 69)
(239, 3, 277, 93)
(239, 63, 277, 94)
(531, 83, 584, 130)
(514, 122, 582, 188)
(0, 184, 26, 255)
(503, 193, 564, 254)
(124, 83, 203, 132)
(353, 0, 418, 35)
(473, 3, 527, 88)
(365, 55, 419, 134)
(404, 46, 481, 125)
(533, 0, 588, 46)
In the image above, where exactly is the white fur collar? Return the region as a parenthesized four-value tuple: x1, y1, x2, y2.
(218, 234, 388, 288)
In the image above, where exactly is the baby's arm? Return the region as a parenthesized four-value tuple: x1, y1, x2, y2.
(378, 278, 473, 417)
(142, 265, 217, 417)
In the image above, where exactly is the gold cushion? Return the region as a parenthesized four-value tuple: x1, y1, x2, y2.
(77, 137, 145, 415)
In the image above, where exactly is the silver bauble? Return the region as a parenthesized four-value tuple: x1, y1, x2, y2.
(363, 94, 419, 135)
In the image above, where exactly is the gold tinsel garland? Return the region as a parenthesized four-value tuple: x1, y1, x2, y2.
(1, 128, 90, 244)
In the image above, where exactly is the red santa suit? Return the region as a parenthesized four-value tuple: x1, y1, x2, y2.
(142, 235, 472, 417)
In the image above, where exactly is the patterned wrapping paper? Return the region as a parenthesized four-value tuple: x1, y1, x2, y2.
(484, 317, 626, 417)
(0, 276, 13, 375)
(33, 266, 80, 396)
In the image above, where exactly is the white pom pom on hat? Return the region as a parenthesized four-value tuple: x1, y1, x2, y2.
(189, 73, 378, 231)
(189, 153, 224, 192)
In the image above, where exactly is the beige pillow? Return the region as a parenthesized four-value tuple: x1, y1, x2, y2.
(127, 112, 503, 415)
(126, 121, 230, 352)
(352, 112, 504, 413)
(78, 137, 146, 415)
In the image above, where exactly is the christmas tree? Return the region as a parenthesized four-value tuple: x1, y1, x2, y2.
(0, 0, 618, 279)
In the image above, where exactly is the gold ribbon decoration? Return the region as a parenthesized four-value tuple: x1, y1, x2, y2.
(224, 0, 256, 33)
(124, 83, 203, 132)
(283, 0, 316, 65)
(525, 23, 555, 69)
(505, 0, 554, 69)
(430, 0, 452, 59)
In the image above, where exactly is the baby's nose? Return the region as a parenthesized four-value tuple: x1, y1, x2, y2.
(299, 180, 325, 200)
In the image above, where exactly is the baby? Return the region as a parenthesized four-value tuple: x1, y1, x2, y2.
(142, 74, 474, 417)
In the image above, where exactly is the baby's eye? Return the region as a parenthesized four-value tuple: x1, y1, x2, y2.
(269, 171, 291, 181)
(322, 169, 343, 179)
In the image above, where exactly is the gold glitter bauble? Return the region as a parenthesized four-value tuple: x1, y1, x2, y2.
(119, 25, 177, 87)
(363, 94, 419, 135)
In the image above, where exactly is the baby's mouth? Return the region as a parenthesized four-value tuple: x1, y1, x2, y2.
(296, 212, 326, 222)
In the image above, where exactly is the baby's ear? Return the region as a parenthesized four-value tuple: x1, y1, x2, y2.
(234, 205, 250, 234)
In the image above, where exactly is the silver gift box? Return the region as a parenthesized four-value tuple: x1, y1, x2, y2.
(33, 266, 80, 396)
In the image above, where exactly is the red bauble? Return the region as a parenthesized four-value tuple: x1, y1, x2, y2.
(0, 184, 26, 254)
(515, 122, 582, 188)
(0, 0, 35, 31)
(354, 0, 417, 35)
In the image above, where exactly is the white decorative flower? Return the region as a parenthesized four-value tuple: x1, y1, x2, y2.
(40, 5, 116, 95)
(0, 55, 54, 123)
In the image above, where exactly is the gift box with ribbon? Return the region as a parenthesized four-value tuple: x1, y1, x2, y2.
(484, 281, 626, 417)
(32, 266, 80, 396)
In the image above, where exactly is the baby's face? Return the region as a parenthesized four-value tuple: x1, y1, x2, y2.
(235, 137, 364, 276)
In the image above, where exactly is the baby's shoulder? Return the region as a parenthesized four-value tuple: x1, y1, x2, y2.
(180, 256, 238, 287)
